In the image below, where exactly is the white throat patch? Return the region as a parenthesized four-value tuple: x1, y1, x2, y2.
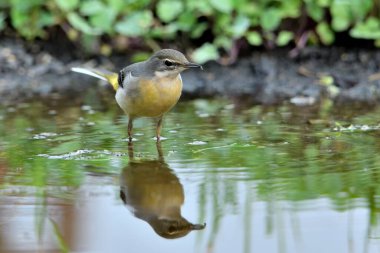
(154, 70, 178, 78)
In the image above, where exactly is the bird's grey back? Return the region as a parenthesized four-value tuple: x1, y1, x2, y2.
(118, 61, 150, 88)
(122, 61, 148, 77)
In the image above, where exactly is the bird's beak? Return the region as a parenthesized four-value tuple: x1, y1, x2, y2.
(183, 62, 203, 70)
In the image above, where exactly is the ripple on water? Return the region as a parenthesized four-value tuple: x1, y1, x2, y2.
(32, 132, 58, 139)
(37, 149, 93, 159)
(188, 141, 207, 145)
(333, 124, 380, 132)
(37, 149, 127, 160)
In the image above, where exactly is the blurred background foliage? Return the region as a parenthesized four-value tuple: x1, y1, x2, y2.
(0, 0, 379, 62)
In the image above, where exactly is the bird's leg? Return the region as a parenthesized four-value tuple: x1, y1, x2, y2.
(156, 141, 164, 161)
(156, 117, 163, 142)
(127, 140, 134, 159)
(127, 118, 133, 142)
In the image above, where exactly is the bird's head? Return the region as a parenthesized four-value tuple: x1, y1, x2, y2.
(147, 49, 202, 78)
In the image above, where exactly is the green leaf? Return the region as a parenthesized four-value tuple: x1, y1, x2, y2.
(350, 17, 380, 39)
(89, 8, 117, 33)
(9, 6, 49, 38)
(230, 15, 250, 38)
(236, 1, 257, 16)
(37, 11, 56, 28)
(316, 22, 335, 45)
(157, 0, 184, 22)
(177, 12, 196, 31)
(276, 31, 294, 46)
(192, 43, 219, 64)
(0, 12, 6, 31)
(190, 22, 208, 38)
(10, 0, 45, 11)
(115, 11, 153, 37)
(246, 31, 262, 46)
(187, 1, 213, 15)
(331, 1, 351, 31)
(107, 0, 124, 11)
(131, 52, 150, 62)
(350, 0, 373, 20)
(79, 0, 105, 15)
(67, 12, 100, 35)
(317, 0, 330, 7)
(319, 75, 339, 97)
(280, 0, 301, 18)
(260, 8, 282, 31)
(305, 1, 324, 22)
(0, 0, 9, 8)
(214, 35, 232, 50)
(375, 39, 380, 47)
(209, 0, 233, 13)
(150, 24, 177, 38)
(215, 14, 231, 31)
(54, 0, 79, 12)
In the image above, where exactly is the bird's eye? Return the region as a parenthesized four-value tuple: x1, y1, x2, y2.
(164, 60, 173, 66)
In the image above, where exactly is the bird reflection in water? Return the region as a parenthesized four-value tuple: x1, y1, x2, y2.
(120, 142, 206, 239)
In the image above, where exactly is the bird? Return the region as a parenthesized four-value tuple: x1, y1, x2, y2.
(71, 49, 202, 141)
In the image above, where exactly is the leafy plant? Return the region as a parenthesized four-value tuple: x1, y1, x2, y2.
(0, 0, 379, 62)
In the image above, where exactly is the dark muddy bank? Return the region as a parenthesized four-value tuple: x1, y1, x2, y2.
(1, 38, 380, 105)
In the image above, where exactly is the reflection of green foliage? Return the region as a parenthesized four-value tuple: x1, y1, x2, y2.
(50, 218, 70, 253)
(1, 0, 380, 61)
(0, 101, 129, 193)
(167, 100, 380, 245)
(2, 99, 380, 249)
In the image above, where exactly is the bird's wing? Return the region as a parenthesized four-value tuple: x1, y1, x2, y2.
(118, 62, 145, 88)
(118, 69, 140, 88)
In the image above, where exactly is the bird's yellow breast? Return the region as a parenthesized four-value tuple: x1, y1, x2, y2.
(126, 75, 183, 118)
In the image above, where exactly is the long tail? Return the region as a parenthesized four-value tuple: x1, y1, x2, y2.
(71, 67, 119, 91)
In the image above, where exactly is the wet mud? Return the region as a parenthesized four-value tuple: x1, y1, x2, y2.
(1, 38, 379, 105)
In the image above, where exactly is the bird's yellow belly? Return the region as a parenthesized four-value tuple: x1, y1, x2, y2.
(126, 76, 182, 118)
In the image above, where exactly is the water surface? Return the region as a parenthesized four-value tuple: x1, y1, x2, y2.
(1, 97, 380, 253)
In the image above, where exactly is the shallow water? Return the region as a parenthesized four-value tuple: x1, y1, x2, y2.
(1, 97, 380, 253)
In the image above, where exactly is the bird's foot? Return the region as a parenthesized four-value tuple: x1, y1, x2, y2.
(125, 136, 138, 142)
(153, 136, 167, 142)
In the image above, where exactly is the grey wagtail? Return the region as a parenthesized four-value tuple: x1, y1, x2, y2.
(71, 49, 202, 141)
